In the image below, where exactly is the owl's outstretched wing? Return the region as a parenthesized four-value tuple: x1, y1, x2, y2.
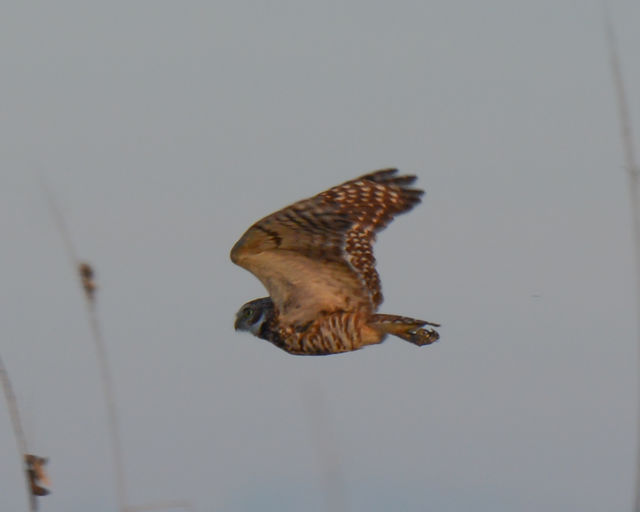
(230, 169, 423, 326)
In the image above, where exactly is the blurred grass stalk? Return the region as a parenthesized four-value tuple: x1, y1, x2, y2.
(39, 174, 128, 512)
(40, 176, 196, 512)
(0, 355, 37, 512)
(604, 6, 640, 512)
(302, 382, 348, 512)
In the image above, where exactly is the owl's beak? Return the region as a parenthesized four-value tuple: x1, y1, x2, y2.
(234, 316, 241, 330)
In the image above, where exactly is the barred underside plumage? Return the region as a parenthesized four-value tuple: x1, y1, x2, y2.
(273, 311, 384, 355)
(231, 168, 439, 355)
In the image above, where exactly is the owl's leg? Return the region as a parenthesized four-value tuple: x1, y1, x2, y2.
(369, 314, 440, 346)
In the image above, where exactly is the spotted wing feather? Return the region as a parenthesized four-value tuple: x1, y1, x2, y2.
(320, 169, 423, 306)
(231, 168, 423, 324)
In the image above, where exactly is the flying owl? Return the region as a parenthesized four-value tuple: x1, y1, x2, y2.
(231, 168, 440, 355)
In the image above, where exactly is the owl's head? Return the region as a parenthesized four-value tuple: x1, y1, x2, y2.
(234, 297, 275, 338)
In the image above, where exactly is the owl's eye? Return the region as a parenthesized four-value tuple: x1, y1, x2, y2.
(243, 308, 253, 319)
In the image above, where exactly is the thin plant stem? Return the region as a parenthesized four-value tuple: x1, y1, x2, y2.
(39, 174, 195, 512)
(87, 302, 128, 512)
(301, 382, 348, 512)
(0, 355, 36, 512)
(38, 174, 127, 512)
(603, 6, 640, 512)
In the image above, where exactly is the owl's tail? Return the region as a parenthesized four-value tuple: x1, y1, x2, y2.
(370, 314, 440, 346)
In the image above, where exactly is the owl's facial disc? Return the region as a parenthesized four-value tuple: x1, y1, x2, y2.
(234, 297, 274, 336)
(234, 305, 253, 331)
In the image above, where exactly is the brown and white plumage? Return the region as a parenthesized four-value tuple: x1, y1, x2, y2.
(231, 168, 439, 355)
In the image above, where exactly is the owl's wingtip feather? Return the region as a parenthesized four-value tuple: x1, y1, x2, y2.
(359, 168, 423, 195)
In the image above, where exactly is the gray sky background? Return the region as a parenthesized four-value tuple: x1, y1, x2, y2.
(1, 2, 640, 511)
